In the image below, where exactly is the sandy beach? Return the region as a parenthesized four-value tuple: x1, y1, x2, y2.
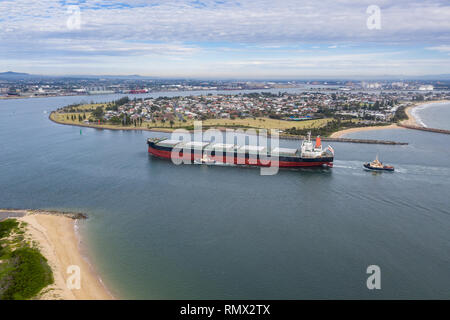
(329, 124, 400, 138)
(401, 105, 421, 127)
(330, 100, 450, 138)
(401, 100, 450, 127)
(16, 213, 113, 300)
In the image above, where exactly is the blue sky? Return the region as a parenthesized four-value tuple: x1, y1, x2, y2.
(1, 0, 450, 78)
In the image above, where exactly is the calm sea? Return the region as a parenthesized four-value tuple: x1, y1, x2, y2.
(0, 93, 449, 299)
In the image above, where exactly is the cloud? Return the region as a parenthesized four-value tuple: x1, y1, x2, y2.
(0, 0, 449, 76)
(46, 39, 200, 56)
(427, 45, 450, 52)
(1, 0, 450, 44)
(202, 51, 449, 77)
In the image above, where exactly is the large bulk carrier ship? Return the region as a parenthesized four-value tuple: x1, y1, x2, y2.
(147, 133, 334, 168)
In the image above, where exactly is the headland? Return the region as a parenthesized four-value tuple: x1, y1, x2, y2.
(0, 209, 113, 300)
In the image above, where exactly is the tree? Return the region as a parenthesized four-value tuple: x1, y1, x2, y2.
(92, 106, 104, 119)
(121, 114, 130, 126)
(374, 101, 380, 110)
(109, 116, 121, 124)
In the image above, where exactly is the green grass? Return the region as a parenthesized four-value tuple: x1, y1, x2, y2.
(0, 247, 54, 300)
(283, 119, 389, 137)
(0, 219, 54, 300)
(54, 102, 334, 132)
(0, 219, 19, 238)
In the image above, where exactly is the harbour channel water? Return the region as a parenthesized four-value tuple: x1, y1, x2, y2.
(0, 93, 449, 299)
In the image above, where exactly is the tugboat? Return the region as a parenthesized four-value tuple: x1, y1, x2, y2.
(193, 154, 217, 165)
(363, 155, 394, 172)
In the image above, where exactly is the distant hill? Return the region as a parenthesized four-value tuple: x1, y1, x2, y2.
(0, 71, 32, 79)
(0, 71, 160, 80)
(0, 71, 30, 76)
(0, 71, 449, 81)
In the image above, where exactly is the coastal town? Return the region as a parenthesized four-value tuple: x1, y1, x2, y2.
(51, 89, 450, 136)
(1, 71, 449, 99)
(0, 72, 300, 98)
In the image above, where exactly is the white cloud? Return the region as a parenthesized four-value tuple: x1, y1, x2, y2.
(427, 45, 450, 52)
(0, 0, 450, 76)
(1, 0, 450, 44)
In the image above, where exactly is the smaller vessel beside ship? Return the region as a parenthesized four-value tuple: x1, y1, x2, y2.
(147, 132, 334, 168)
(363, 155, 394, 172)
(193, 154, 217, 165)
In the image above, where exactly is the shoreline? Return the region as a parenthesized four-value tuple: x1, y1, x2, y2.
(0, 86, 303, 101)
(49, 112, 174, 133)
(47, 111, 403, 139)
(402, 105, 421, 127)
(330, 100, 450, 138)
(329, 124, 400, 138)
(402, 100, 450, 127)
(49, 99, 450, 140)
(1, 209, 113, 300)
(0, 94, 83, 100)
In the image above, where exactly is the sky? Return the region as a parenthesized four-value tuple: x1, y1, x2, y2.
(1, 0, 450, 79)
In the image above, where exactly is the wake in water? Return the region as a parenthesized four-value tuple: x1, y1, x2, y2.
(333, 160, 367, 170)
(333, 160, 450, 177)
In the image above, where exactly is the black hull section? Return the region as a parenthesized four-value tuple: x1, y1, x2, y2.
(363, 163, 394, 171)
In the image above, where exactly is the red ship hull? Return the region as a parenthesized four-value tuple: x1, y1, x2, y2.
(148, 145, 333, 168)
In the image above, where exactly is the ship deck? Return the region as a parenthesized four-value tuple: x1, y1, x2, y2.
(147, 138, 333, 160)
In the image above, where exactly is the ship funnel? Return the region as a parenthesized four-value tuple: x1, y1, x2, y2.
(315, 136, 321, 148)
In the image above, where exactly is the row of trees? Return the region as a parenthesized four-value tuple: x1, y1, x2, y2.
(105, 96, 130, 112)
(283, 119, 387, 137)
(67, 114, 86, 121)
(393, 105, 408, 122)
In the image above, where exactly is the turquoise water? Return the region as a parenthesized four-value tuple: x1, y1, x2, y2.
(0, 96, 449, 299)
